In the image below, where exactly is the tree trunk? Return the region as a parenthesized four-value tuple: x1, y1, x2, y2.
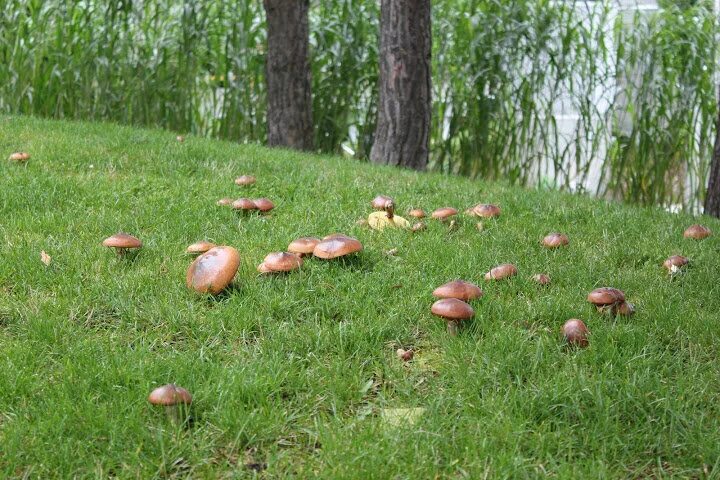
(705, 87, 720, 217)
(370, 0, 431, 170)
(263, 0, 313, 151)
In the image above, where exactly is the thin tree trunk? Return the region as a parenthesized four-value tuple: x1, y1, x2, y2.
(263, 0, 313, 150)
(370, 0, 431, 170)
(705, 87, 720, 217)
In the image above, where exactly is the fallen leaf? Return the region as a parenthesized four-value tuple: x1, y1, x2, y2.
(40, 250, 52, 266)
(381, 407, 426, 428)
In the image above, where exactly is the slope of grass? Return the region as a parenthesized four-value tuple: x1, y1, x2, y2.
(1, 115, 720, 478)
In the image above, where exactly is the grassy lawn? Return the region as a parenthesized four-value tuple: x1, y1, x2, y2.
(2, 115, 720, 478)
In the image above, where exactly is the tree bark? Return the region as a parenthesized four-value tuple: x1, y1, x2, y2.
(370, 0, 432, 170)
(263, 0, 313, 151)
(705, 87, 720, 217)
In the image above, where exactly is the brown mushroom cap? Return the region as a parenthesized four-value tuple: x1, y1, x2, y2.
(261, 252, 303, 272)
(371, 195, 393, 210)
(186, 246, 240, 295)
(562, 319, 589, 347)
(587, 287, 625, 306)
(431, 298, 475, 321)
(542, 233, 569, 248)
(408, 208, 426, 219)
(253, 198, 275, 212)
(431, 207, 458, 220)
(663, 255, 689, 270)
(467, 204, 501, 218)
(8, 152, 31, 162)
(234, 175, 256, 186)
(313, 235, 363, 259)
(187, 241, 216, 254)
(148, 384, 193, 406)
(432, 280, 483, 301)
(532, 274, 551, 285)
(288, 237, 321, 256)
(217, 197, 234, 207)
(102, 233, 142, 249)
(484, 263, 518, 280)
(232, 198, 257, 211)
(684, 224, 712, 240)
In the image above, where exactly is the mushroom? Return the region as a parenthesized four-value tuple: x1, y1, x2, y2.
(412, 222, 426, 232)
(431, 207, 458, 221)
(542, 233, 569, 248)
(586, 287, 633, 317)
(371, 195, 394, 210)
(232, 198, 257, 212)
(467, 204, 501, 218)
(532, 274, 551, 285)
(562, 319, 589, 348)
(186, 246, 240, 295)
(186, 241, 216, 255)
(288, 237, 321, 257)
(408, 208, 426, 219)
(663, 255, 689, 273)
(8, 152, 30, 162)
(176, 135, 185, 143)
(396, 348, 414, 361)
(431, 298, 474, 336)
(253, 198, 275, 213)
(102, 233, 142, 257)
(217, 197, 234, 207)
(432, 280, 483, 301)
(148, 384, 192, 424)
(484, 263, 518, 281)
(368, 200, 410, 230)
(313, 235, 363, 259)
(258, 252, 303, 273)
(684, 224, 712, 240)
(234, 175, 256, 186)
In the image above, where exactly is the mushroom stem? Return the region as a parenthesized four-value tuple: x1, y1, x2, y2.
(116, 248, 127, 258)
(164, 404, 190, 426)
(385, 201, 395, 219)
(447, 320, 459, 336)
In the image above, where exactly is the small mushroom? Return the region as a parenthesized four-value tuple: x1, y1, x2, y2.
(396, 348, 414, 361)
(467, 204, 501, 218)
(253, 198, 275, 213)
(371, 195, 394, 210)
(587, 287, 633, 316)
(102, 233, 142, 257)
(8, 152, 30, 162)
(368, 201, 410, 230)
(148, 384, 193, 424)
(532, 274, 551, 285)
(432, 280, 483, 301)
(684, 224, 711, 240)
(313, 235, 363, 259)
(615, 301, 635, 316)
(484, 263, 518, 281)
(186, 241, 216, 255)
(431, 298, 474, 336)
(259, 252, 303, 273)
(176, 135, 185, 143)
(186, 246, 240, 295)
(663, 255, 689, 272)
(288, 237, 321, 257)
(542, 233, 569, 248)
(562, 319, 589, 348)
(232, 198, 257, 212)
(411, 222, 426, 232)
(408, 208, 426, 219)
(234, 175, 256, 186)
(217, 197, 234, 207)
(431, 207, 458, 221)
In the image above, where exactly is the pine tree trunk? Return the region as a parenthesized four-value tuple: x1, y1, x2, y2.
(263, 0, 313, 151)
(370, 0, 431, 170)
(705, 87, 720, 217)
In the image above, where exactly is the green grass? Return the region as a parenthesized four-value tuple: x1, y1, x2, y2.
(2, 115, 720, 478)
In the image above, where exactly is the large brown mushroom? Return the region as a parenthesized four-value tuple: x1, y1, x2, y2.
(186, 246, 240, 295)
(234, 175, 256, 186)
(258, 252, 303, 273)
(313, 235, 363, 259)
(232, 198, 257, 212)
(431, 207, 458, 221)
(562, 319, 589, 348)
(288, 237, 321, 257)
(148, 384, 193, 424)
(8, 152, 30, 162)
(467, 204, 501, 218)
(187, 241, 216, 255)
(484, 263, 518, 281)
(432, 280, 483, 301)
(102, 233, 142, 257)
(431, 298, 474, 336)
(253, 198, 275, 213)
(587, 287, 634, 317)
(684, 224, 712, 240)
(663, 255, 689, 273)
(542, 233, 569, 248)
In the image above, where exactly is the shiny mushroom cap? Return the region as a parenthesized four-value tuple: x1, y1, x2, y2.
(484, 263, 518, 280)
(371, 195, 394, 210)
(102, 233, 142, 249)
(253, 198, 275, 212)
(217, 197, 234, 207)
(587, 287, 625, 306)
(313, 235, 363, 259)
(186, 241, 216, 254)
(148, 384, 193, 406)
(232, 198, 257, 211)
(532, 274, 551, 285)
(8, 152, 31, 162)
(431, 207, 458, 220)
(261, 252, 303, 272)
(684, 224, 712, 240)
(408, 208, 426, 219)
(431, 298, 475, 321)
(663, 255, 689, 270)
(288, 237, 321, 256)
(467, 204, 501, 218)
(562, 319, 589, 347)
(234, 175, 256, 186)
(542, 233, 569, 248)
(432, 280, 483, 301)
(186, 246, 241, 295)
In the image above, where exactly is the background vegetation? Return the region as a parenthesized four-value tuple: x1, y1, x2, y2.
(1, 0, 717, 211)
